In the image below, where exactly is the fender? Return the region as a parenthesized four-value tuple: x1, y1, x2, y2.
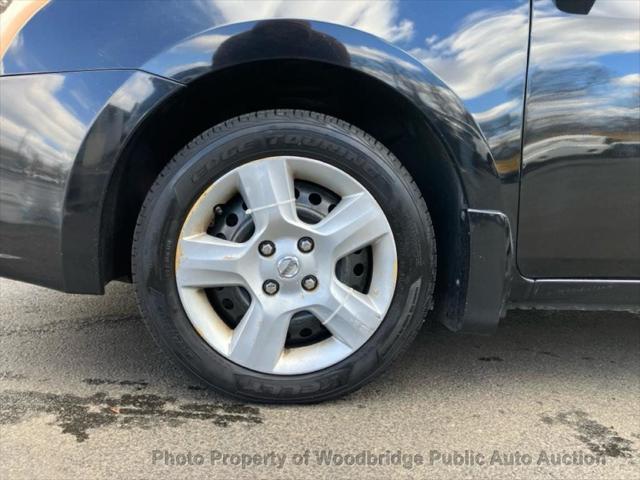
(141, 20, 518, 333)
(141, 20, 512, 215)
(0, 70, 182, 292)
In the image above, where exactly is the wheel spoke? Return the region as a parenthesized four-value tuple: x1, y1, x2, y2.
(314, 192, 390, 259)
(236, 157, 298, 231)
(228, 301, 291, 371)
(176, 233, 248, 288)
(310, 279, 382, 349)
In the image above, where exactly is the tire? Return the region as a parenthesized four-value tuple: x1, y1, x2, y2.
(132, 109, 435, 403)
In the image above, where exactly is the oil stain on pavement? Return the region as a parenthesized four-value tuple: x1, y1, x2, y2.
(0, 389, 263, 442)
(541, 410, 635, 458)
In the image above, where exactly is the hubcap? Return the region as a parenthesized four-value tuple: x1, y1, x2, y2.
(175, 156, 397, 375)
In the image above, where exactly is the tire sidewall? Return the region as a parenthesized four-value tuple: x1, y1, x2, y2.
(134, 113, 434, 402)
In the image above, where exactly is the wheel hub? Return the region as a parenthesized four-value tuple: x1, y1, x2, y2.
(276, 255, 301, 279)
(206, 180, 372, 347)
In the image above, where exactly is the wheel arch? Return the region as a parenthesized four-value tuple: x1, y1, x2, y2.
(79, 21, 511, 333)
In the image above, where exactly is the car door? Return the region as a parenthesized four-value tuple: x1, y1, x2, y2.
(518, 0, 640, 278)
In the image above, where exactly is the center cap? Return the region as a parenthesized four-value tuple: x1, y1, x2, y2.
(276, 255, 301, 279)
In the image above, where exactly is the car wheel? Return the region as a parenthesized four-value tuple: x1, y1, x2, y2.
(132, 109, 435, 403)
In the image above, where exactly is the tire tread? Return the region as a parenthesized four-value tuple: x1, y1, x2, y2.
(132, 109, 436, 403)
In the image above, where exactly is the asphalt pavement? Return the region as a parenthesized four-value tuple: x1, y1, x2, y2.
(0, 278, 638, 479)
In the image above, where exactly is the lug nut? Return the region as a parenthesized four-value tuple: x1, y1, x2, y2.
(258, 240, 275, 257)
(301, 275, 318, 291)
(263, 280, 279, 295)
(298, 237, 314, 253)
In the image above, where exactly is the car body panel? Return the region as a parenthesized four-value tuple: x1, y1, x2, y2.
(2, 0, 530, 208)
(0, 0, 638, 330)
(0, 70, 181, 291)
(519, 0, 640, 278)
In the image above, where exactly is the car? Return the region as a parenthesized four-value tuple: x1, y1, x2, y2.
(0, 0, 638, 403)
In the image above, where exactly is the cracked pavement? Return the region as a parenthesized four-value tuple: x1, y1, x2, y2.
(0, 278, 638, 479)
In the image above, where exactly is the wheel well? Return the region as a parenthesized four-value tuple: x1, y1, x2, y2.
(103, 59, 468, 317)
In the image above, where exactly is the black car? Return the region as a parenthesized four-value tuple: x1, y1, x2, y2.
(0, 0, 638, 402)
